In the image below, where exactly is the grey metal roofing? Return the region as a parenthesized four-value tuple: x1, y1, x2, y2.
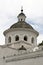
(3, 9, 39, 36)
(10, 21, 34, 29)
(17, 13, 26, 17)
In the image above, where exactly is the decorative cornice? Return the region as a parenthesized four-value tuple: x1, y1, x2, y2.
(3, 28, 39, 36)
(0, 41, 32, 49)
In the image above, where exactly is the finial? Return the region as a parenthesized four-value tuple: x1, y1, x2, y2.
(21, 6, 23, 13)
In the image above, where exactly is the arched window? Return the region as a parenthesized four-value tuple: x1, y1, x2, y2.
(21, 19, 22, 21)
(24, 36, 27, 41)
(31, 37, 34, 43)
(8, 36, 11, 43)
(15, 35, 19, 41)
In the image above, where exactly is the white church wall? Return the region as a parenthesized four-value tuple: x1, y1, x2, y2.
(0, 46, 43, 65)
(18, 16, 26, 21)
(5, 29, 37, 47)
(2, 48, 18, 57)
(1, 50, 43, 65)
(4, 57, 43, 65)
(0, 47, 5, 58)
(0, 55, 43, 65)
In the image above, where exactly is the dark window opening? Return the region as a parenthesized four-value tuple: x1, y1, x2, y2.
(18, 45, 26, 50)
(31, 37, 34, 43)
(21, 19, 22, 21)
(15, 35, 19, 41)
(8, 37, 11, 43)
(24, 36, 27, 41)
(19, 19, 20, 21)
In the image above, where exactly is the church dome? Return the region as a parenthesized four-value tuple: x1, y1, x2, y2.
(17, 13, 26, 18)
(10, 8, 33, 29)
(3, 8, 39, 36)
(17, 8, 26, 18)
(10, 21, 33, 29)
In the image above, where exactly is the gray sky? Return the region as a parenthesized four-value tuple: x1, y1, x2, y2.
(0, 0, 43, 45)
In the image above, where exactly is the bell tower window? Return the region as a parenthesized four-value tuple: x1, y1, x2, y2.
(8, 36, 11, 43)
(31, 37, 34, 43)
(24, 36, 27, 41)
(15, 35, 19, 41)
(21, 19, 22, 21)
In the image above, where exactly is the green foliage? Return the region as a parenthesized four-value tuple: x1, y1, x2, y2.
(38, 41, 43, 46)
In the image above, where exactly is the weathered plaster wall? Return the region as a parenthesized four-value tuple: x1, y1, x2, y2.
(5, 29, 37, 47)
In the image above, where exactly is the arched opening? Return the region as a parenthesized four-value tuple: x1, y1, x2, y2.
(21, 19, 22, 21)
(31, 37, 34, 43)
(18, 45, 26, 50)
(8, 36, 11, 43)
(24, 36, 27, 41)
(15, 35, 19, 41)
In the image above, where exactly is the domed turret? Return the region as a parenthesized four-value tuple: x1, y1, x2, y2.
(3, 8, 39, 47)
(17, 7, 26, 21)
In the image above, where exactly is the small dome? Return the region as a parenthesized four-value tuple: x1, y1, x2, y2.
(17, 7, 26, 18)
(17, 8, 26, 22)
(3, 8, 39, 37)
(17, 13, 26, 18)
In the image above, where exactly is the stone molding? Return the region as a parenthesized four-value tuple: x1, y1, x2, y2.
(3, 50, 43, 63)
(0, 40, 32, 48)
(3, 28, 39, 36)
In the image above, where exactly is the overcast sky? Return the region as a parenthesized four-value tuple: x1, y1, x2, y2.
(0, 0, 43, 45)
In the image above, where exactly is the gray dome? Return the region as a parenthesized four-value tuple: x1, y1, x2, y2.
(17, 8, 26, 18)
(17, 13, 26, 18)
(3, 8, 39, 36)
(3, 21, 39, 36)
(10, 21, 33, 29)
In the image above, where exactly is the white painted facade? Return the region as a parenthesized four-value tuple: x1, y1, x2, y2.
(0, 8, 43, 65)
(0, 47, 43, 65)
(5, 29, 37, 47)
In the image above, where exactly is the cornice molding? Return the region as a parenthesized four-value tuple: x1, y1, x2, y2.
(3, 28, 39, 36)
(3, 50, 43, 63)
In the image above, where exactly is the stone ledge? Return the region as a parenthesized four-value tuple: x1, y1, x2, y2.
(4, 50, 43, 63)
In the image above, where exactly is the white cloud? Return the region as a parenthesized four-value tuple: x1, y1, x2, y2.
(37, 34, 43, 44)
(31, 17, 43, 25)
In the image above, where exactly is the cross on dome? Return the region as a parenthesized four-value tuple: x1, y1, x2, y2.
(21, 6, 23, 13)
(17, 7, 26, 21)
